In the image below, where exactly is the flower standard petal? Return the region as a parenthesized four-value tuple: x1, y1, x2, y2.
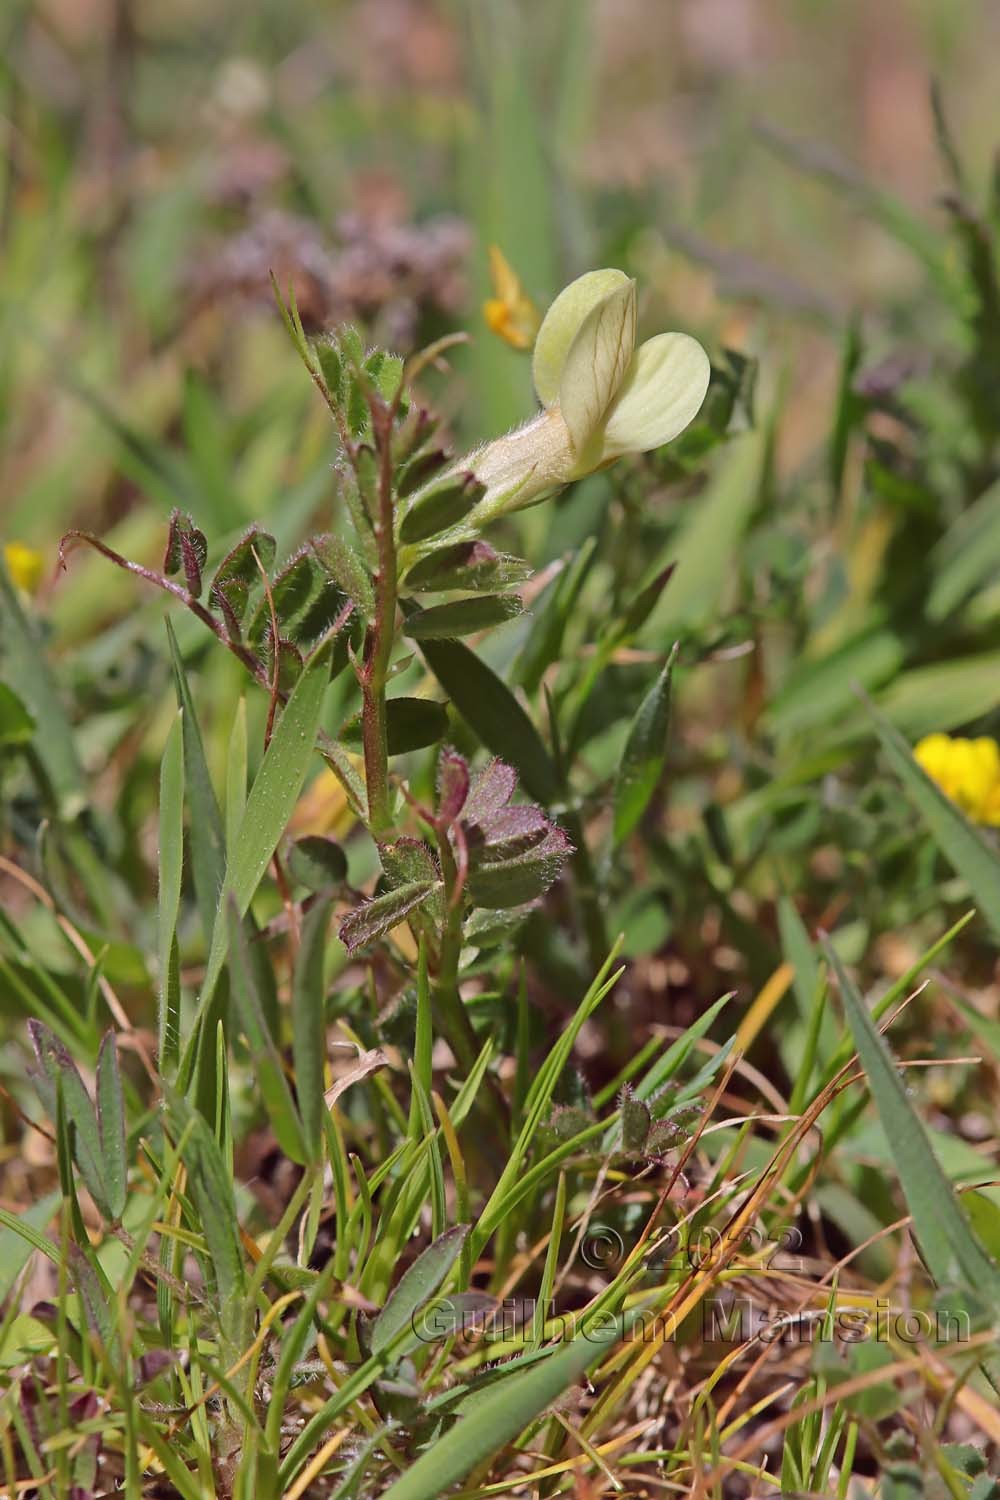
(532, 268, 632, 408)
(558, 279, 637, 455)
(601, 331, 711, 458)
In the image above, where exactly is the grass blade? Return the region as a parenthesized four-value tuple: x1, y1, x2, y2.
(28, 1021, 110, 1220)
(417, 635, 560, 806)
(226, 898, 308, 1165)
(166, 618, 226, 943)
(165, 1090, 248, 1359)
(158, 709, 185, 1074)
(0, 552, 87, 819)
(226, 694, 248, 855)
(292, 894, 332, 1161)
(825, 939, 1000, 1296)
(379, 1313, 625, 1500)
(95, 1032, 127, 1222)
(186, 634, 337, 1066)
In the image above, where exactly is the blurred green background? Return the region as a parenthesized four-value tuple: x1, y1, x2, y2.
(4, 0, 998, 560)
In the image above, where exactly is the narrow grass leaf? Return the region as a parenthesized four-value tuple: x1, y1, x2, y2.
(95, 1032, 127, 1221)
(226, 899, 307, 1165)
(195, 635, 334, 1023)
(224, 639, 332, 918)
(292, 895, 332, 1159)
(158, 709, 184, 1073)
(165, 1090, 247, 1353)
(777, 895, 838, 1075)
(826, 940, 1000, 1295)
(633, 992, 733, 1103)
(226, 695, 248, 855)
(417, 635, 560, 805)
(0, 1192, 61, 1303)
(380, 1314, 624, 1500)
(166, 618, 226, 942)
(0, 553, 87, 819)
(27, 1021, 110, 1220)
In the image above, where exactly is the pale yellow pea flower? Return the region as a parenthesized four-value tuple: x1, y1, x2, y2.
(456, 268, 711, 522)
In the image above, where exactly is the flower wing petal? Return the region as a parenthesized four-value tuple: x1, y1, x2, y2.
(532, 268, 632, 408)
(558, 279, 637, 454)
(602, 332, 711, 457)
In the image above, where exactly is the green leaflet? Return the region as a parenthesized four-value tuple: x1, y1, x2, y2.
(403, 593, 523, 639)
(369, 1225, 469, 1354)
(613, 645, 676, 844)
(826, 940, 1000, 1297)
(417, 635, 560, 806)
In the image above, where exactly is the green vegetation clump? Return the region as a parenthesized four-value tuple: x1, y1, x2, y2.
(2, 5, 1000, 1496)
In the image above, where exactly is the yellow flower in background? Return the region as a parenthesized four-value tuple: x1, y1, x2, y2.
(482, 245, 541, 351)
(3, 542, 43, 595)
(288, 765, 358, 839)
(914, 733, 1000, 825)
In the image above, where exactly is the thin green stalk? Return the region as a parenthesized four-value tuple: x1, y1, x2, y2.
(433, 831, 509, 1159)
(562, 804, 609, 973)
(360, 400, 398, 835)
